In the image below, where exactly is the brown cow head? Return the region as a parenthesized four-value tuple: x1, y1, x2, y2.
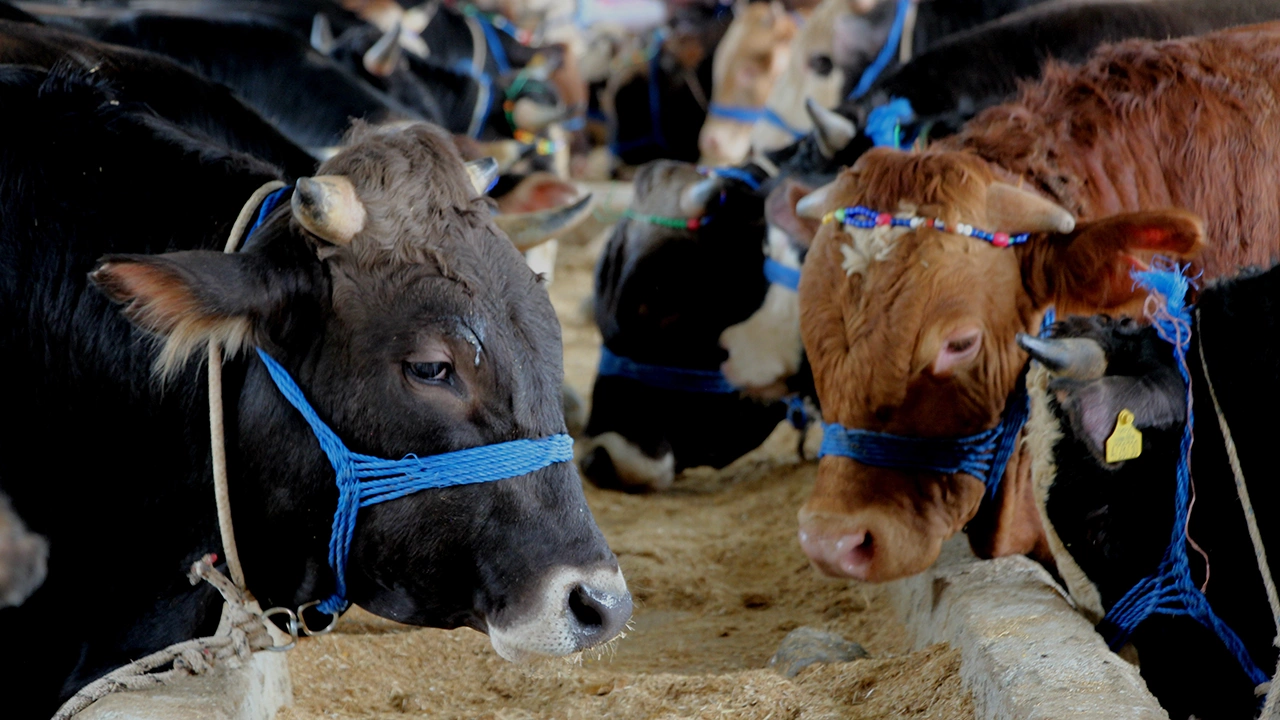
(698, 1, 798, 165)
(796, 147, 1204, 581)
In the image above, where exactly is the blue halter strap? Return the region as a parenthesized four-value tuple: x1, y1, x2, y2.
(255, 350, 573, 615)
(1098, 266, 1269, 687)
(698, 165, 763, 192)
(597, 346, 737, 394)
(762, 107, 808, 141)
(763, 257, 800, 291)
(611, 29, 668, 155)
(864, 97, 915, 149)
(848, 0, 911, 100)
(707, 103, 767, 123)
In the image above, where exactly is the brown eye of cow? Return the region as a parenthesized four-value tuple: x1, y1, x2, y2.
(947, 337, 976, 354)
(406, 361, 453, 383)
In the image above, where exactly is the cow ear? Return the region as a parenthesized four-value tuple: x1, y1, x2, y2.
(766, 179, 822, 249)
(1050, 372, 1187, 465)
(89, 251, 306, 379)
(1028, 209, 1205, 310)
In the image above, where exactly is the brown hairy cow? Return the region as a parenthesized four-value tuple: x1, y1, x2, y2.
(796, 23, 1280, 581)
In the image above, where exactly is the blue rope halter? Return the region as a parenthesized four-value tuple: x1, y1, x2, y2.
(699, 165, 762, 192)
(240, 188, 572, 616)
(597, 346, 737, 394)
(762, 107, 808, 141)
(763, 257, 800, 291)
(1098, 265, 1268, 686)
(848, 0, 911, 100)
(864, 97, 915, 149)
(611, 29, 668, 155)
(707, 103, 767, 123)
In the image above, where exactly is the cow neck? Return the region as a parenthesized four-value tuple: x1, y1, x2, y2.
(815, 205, 1040, 500)
(1098, 266, 1269, 687)
(208, 182, 574, 638)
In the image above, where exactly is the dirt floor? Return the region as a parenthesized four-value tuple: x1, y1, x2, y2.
(279, 212, 974, 720)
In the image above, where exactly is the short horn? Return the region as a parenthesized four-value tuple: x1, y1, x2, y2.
(806, 98, 855, 159)
(472, 140, 524, 173)
(292, 176, 367, 245)
(679, 177, 724, 216)
(1017, 333, 1107, 381)
(310, 13, 334, 54)
(363, 22, 403, 78)
(511, 98, 568, 132)
(465, 157, 500, 194)
(986, 182, 1076, 234)
(494, 194, 594, 252)
(795, 180, 838, 220)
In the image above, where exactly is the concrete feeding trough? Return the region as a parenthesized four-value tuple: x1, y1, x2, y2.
(888, 537, 1168, 720)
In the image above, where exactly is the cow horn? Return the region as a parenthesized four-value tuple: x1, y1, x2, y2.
(795, 180, 838, 220)
(806, 98, 855, 159)
(986, 182, 1076, 234)
(511, 98, 567, 132)
(472, 140, 524, 173)
(465, 157, 500, 194)
(1016, 333, 1107, 381)
(363, 22, 403, 78)
(310, 13, 334, 54)
(494, 194, 594, 252)
(679, 177, 724, 215)
(292, 176, 368, 245)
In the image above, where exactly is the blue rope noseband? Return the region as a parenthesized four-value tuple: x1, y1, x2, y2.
(763, 257, 800, 291)
(239, 188, 572, 615)
(762, 107, 808, 141)
(848, 0, 911, 100)
(707, 103, 767, 123)
(256, 350, 574, 615)
(597, 346, 737, 394)
(1099, 265, 1268, 686)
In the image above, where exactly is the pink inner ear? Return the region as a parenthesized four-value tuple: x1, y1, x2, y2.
(933, 327, 982, 376)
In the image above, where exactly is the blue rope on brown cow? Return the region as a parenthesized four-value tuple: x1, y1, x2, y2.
(1099, 263, 1269, 687)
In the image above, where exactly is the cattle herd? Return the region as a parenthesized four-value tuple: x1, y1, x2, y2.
(4, 0, 1280, 717)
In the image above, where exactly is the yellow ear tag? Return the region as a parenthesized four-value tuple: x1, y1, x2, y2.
(1105, 409, 1143, 463)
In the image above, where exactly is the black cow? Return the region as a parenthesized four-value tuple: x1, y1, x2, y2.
(0, 19, 319, 178)
(0, 490, 46, 610)
(579, 161, 785, 491)
(1020, 268, 1280, 719)
(0, 64, 629, 718)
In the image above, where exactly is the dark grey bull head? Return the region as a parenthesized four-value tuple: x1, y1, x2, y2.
(91, 123, 630, 660)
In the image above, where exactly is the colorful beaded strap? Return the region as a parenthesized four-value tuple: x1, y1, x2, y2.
(623, 209, 711, 230)
(512, 128, 558, 155)
(822, 205, 1031, 248)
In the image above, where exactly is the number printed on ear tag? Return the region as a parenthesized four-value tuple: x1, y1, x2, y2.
(1106, 409, 1143, 463)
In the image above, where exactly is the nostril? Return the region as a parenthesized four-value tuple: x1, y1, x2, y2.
(837, 531, 874, 576)
(567, 584, 605, 632)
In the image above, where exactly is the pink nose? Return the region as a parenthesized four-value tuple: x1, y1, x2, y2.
(797, 526, 875, 579)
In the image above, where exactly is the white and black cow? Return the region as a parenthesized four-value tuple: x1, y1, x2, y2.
(0, 63, 628, 717)
(1021, 267, 1280, 719)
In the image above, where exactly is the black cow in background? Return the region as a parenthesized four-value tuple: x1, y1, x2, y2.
(0, 63, 629, 718)
(1020, 267, 1280, 718)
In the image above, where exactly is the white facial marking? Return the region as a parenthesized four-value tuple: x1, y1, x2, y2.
(720, 226, 804, 394)
(839, 222, 908, 277)
(578, 432, 675, 490)
(487, 564, 630, 661)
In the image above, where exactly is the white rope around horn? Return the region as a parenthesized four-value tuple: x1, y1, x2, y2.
(53, 180, 292, 719)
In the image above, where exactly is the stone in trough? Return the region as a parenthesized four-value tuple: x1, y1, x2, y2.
(768, 626, 869, 678)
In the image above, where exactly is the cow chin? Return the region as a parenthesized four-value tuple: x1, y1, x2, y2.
(698, 119, 754, 166)
(797, 457, 986, 581)
(577, 432, 676, 492)
(486, 564, 633, 662)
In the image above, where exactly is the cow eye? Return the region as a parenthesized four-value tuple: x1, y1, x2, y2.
(808, 54, 834, 77)
(405, 361, 453, 384)
(947, 336, 976, 354)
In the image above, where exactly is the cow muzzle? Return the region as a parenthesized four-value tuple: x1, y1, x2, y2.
(487, 564, 632, 661)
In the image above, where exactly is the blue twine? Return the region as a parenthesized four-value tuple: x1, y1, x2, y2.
(784, 393, 809, 430)
(596, 346, 737, 394)
(848, 0, 911, 100)
(762, 107, 808, 141)
(707, 103, 767, 123)
(452, 58, 495, 139)
(818, 310, 1053, 499)
(471, 10, 512, 75)
(699, 165, 762, 192)
(611, 29, 668, 155)
(763, 257, 800, 291)
(1099, 264, 1268, 687)
(247, 186, 291, 241)
(254, 349, 573, 614)
(864, 97, 914, 149)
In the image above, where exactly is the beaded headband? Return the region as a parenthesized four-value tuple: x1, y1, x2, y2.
(822, 205, 1031, 248)
(511, 128, 558, 155)
(623, 209, 711, 230)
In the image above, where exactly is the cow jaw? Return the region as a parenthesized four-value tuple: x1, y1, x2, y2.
(798, 457, 986, 581)
(487, 564, 632, 661)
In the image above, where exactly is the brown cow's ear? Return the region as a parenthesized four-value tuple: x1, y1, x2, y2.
(1026, 209, 1205, 310)
(90, 251, 305, 380)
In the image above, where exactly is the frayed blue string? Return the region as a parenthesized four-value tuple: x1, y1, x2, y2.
(1100, 262, 1268, 687)
(452, 59, 495, 139)
(763, 257, 800, 291)
(848, 0, 911, 100)
(597, 346, 737, 394)
(246, 186, 291, 241)
(254, 349, 573, 615)
(865, 97, 914, 149)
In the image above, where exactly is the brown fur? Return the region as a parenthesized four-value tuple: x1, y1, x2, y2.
(799, 24, 1280, 580)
